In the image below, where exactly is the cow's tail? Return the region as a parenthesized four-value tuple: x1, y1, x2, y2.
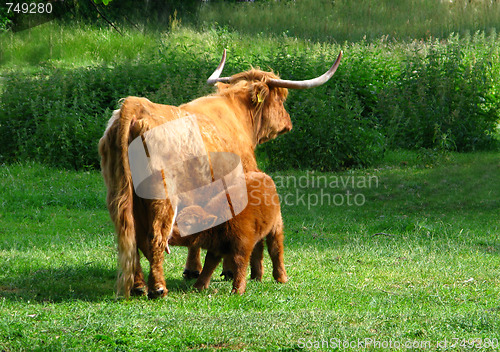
(99, 102, 137, 298)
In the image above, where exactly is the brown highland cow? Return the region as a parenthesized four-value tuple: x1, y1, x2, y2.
(98, 50, 342, 298)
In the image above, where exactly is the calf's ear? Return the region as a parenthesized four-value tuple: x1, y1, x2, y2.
(202, 214, 218, 228)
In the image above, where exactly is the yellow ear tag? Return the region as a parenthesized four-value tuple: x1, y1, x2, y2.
(257, 92, 264, 104)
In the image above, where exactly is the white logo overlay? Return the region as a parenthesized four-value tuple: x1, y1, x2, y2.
(128, 115, 248, 236)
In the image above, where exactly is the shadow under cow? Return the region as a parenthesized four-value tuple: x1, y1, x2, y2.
(0, 264, 202, 302)
(0, 265, 117, 303)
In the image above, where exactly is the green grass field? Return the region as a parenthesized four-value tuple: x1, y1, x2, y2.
(1, 152, 499, 351)
(1, 1, 500, 350)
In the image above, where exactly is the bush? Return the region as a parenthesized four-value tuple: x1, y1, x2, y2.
(0, 4, 13, 31)
(0, 31, 498, 171)
(378, 34, 500, 152)
(257, 44, 387, 171)
(0, 61, 208, 169)
(0, 40, 387, 171)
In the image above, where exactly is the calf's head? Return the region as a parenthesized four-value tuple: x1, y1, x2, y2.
(176, 205, 218, 236)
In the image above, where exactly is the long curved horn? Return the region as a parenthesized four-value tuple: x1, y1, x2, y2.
(268, 51, 343, 89)
(207, 49, 231, 85)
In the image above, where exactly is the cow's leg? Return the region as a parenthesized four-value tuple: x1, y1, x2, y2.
(145, 201, 173, 299)
(183, 245, 202, 279)
(193, 251, 222, 291)
(131, 250, 147, 296)
(132, 217, 148, 296)
(146, 228, 167, 299)
(266, 223, 288, 284)
(231, 249, 252, 295)
(250, 239, 264, 281)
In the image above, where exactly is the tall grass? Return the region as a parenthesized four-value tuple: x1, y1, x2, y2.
(196, 0, 500, 42)
(3, 0, 500, 70)
(0, 22, 161, 69)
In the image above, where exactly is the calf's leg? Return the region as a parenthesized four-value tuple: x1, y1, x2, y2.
(266, 222, 288, 284)
(193, 251, 222, 291)
(231, 250, 252, 295)
(184, 246, 203, 279)
(250, 239, 264, 281)
(220, 258, 234, 281)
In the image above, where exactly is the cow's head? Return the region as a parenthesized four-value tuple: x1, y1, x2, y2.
(207, 49, 342, 146)
(215, 70, 292, 145)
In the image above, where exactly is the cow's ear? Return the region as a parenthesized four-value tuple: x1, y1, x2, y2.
(215, 82, 230, 92)
(202, 214, 218, 228)
(251, 81, 270, 106)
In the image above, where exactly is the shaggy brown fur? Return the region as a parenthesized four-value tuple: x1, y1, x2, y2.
(169, 172, 288, 294)
(98, 69, 292, 298)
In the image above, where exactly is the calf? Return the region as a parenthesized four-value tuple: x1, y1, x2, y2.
(168, 171, 288, 294)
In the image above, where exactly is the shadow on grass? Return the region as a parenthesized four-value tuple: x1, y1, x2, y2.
(0, 265, 116, 303)
(0, 264, 200, 303)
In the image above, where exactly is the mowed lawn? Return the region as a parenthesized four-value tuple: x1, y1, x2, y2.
(0, 152, 499, 351)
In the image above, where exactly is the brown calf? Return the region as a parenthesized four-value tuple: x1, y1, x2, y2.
(168, 171, 288, 294)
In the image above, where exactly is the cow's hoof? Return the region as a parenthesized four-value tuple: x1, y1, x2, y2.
(183, 269, 200, 280)
(220, 270, 233, 281)
(277, 276, 288, 284)
(147, 287, 167, 299)
(130, 286, 147, 297)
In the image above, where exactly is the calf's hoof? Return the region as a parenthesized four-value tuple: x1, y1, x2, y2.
(193, 280, 209, 292)
(130, 285, 147, 297)
(250, 273, 263, 281)
(183, 269, 200, 280)
(231, 287, 245, 295)
(220, 270, 233, 281)
(147, 287, 167, 299)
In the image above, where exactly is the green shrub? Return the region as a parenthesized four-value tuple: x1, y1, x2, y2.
(257, 44, 388, 171)
(0, 30, 498, 171)
(0, 4, 13, 31)
(378, 34, 500, 151)
(0, 62, 193, 169)
(0, 37, 383, 171)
